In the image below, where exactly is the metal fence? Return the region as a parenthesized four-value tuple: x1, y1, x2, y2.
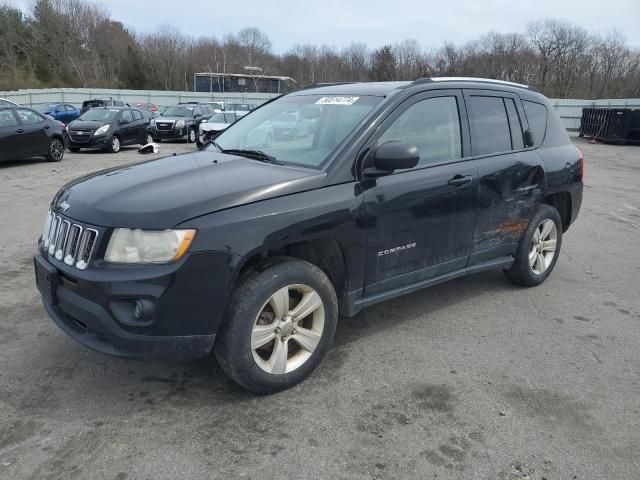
(0, 87, 277, 108)
(1, 87, 639, 131)
(550, 98, 640, 130)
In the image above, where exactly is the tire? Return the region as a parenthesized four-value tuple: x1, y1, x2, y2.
(143, 132, 154, 145)
(196, 136, 203, 149)
(106, 136, 121, 153)
(46, 137, 65, 162)
(187, 127, 196, 143)
(214, 258, 338, 394)
(68, 147, 81, 153)
(504, 204, 563, 287)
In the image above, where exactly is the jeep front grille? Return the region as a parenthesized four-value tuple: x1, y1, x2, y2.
(42, 210, 98, 270)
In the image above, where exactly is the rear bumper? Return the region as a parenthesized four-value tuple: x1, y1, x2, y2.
(35, 249, 241, 360)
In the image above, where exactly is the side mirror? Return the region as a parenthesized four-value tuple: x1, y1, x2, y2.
(524, 129, 535, 147)
(364, 141, 419, 177)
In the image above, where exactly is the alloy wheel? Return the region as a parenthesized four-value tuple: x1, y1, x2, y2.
(251, 284, 325, 375)
(50, 139, 64, 160)
(112, 137, 120, 152)
(529, 219, 557, 275)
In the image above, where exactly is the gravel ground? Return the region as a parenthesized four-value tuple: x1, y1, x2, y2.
(0, 136, 639, 480)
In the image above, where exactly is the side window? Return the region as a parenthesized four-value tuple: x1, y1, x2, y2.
(523, 101, 548, 148)
(121, 109, 133, 123)
(505, 98, 524, 150)
(468, 96, 511, 155)
(132, 110, 142, 121)
(0, 109, 19, 127)
(378, 96, 462, 167)
(15, 109, 44, 125)
(66, 105, 76, 112)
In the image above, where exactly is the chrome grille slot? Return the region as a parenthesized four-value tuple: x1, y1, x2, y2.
(40, 210, 99, 270)
(54, 220, 70, 260)
(63, 225, 82, 266)
(76, 229, 98, 270)
(48, 216, 61, 255)
(42, 210, 53, 249)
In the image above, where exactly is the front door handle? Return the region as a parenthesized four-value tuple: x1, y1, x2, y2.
(16, 128, 24, 134)
(448, 175, 473, 187)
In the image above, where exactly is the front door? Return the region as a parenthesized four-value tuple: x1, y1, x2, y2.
(360, 90, 478, 296)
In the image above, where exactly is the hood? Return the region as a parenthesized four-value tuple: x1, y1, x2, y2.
(69, 119, 109, 130)
(52, 151, 325, 229)
(155, 116, 189, 123)
(200, 122, 230, 132)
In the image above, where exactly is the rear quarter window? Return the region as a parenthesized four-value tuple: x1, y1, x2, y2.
(523, 100, 548, 148)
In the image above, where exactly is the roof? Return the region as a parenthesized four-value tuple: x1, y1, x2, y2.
(293, 77, 534, 97)
(194, 72, 297, 83)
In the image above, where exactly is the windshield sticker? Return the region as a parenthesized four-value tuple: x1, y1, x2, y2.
(315, 96, 359, 106)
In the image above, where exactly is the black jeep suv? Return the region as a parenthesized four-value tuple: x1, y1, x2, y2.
(35, 78, 583, 393)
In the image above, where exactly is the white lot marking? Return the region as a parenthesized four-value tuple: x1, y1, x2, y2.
(622, 204, 640, 212)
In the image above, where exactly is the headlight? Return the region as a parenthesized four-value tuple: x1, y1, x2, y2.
(175, 119, 185, 128)
(150, 118, 156, 126)
(201, 119, 207, 123)
(105, 229, 196, 264)
(94, 124, 110, 136)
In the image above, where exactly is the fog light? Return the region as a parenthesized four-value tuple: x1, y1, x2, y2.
(133, 299, 155, 321)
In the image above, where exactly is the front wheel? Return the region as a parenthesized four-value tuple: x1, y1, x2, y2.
(214, 259, 338, 393)
(504, 204, 563, 287)
(106, 136, 121, 153)
(46, 137, 65, 162)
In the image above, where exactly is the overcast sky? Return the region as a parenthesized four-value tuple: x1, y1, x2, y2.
(11, 0, 640, 51)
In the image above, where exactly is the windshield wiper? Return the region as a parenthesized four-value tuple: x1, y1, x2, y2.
(220, 148, 282, 165)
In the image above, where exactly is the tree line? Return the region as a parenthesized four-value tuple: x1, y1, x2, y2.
(1, 0, 639, 98)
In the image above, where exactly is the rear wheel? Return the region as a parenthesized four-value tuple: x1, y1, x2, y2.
(46, 137, 65, 162)
(187, 127, 196, 143)
(143, 132, 154, 145)
(214, 259, 338, 393)
(504, 204, 562, 286)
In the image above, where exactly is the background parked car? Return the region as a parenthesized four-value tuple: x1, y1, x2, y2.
(226, 103, 255, 117)
(135, 102, 158, 113)
(205, 101, 226, 113)
(34, 103, 81, 125)
(197, 112, 239, 148)
(0, 106, 65, 162)
(80, 97, 128, 114)
(151, 104, 211, 142)
(67, 107, 152, 153)
(0, 98, 19, 107)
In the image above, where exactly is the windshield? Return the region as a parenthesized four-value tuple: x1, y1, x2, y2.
(79, 109, 119, 122)
(163, 106, 194, 117)
(35, 104, 57, 113)
(213, 94, 381, 169)
(210, 113, 236, 123)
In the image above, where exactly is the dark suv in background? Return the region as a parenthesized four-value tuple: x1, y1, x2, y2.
(150, 104, 212, 142)
(67, 107, 152, 153)
(35, 78, 582, 393)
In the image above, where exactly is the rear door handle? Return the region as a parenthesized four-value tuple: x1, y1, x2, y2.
(16, 128, 24, 134)
(448, 175, 473, 187)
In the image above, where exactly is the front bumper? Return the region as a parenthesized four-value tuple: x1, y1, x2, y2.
(152, 126, 187, 139)
(34, 250, 241, 360)
(67, 133, 111, 149)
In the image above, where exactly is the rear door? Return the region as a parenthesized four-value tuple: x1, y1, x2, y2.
(361, 89, 478, 296)
(464, 89, 546, 264)
(14, 108, 50, 157)
(131, 109, 146, 142)
(0, 109, 21, 161)
(118, 109, 135, 144)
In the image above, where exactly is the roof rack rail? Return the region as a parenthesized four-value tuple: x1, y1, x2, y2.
(301, 82, 358, 90)
(410, 77, 533, 90)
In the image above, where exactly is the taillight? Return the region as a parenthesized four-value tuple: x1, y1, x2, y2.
(577, 147, 584, 181)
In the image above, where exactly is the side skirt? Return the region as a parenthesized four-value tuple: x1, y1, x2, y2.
(343, 256, 514, 317)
